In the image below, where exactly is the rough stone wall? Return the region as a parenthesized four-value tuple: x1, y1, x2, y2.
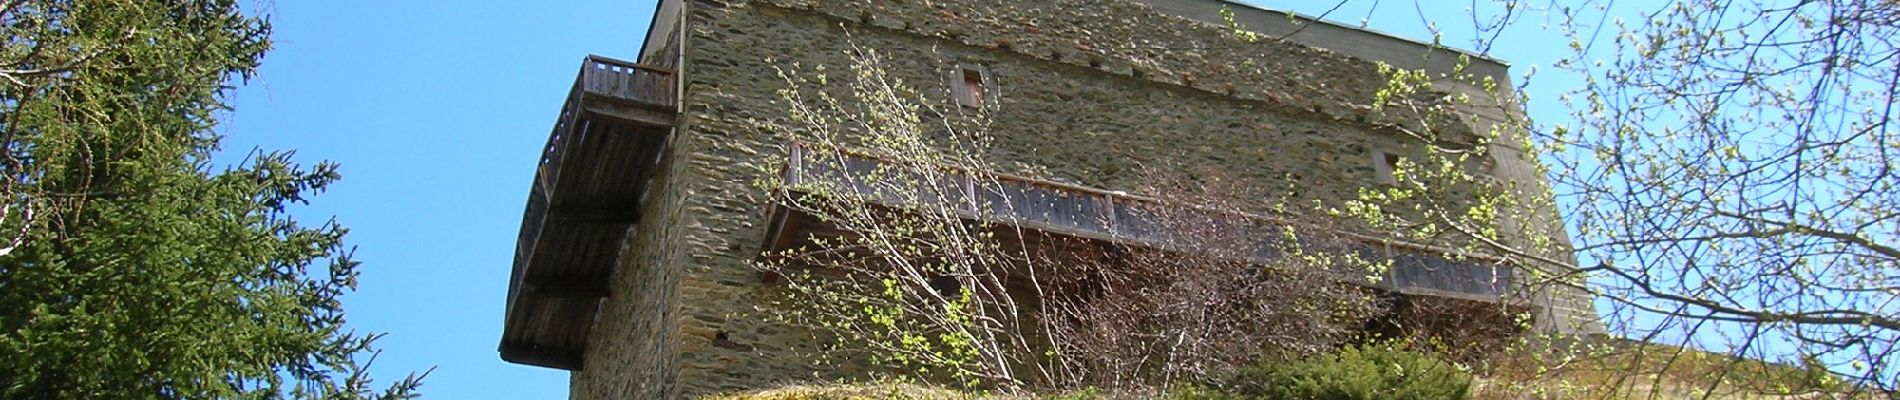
(569, 131, 688, 397)
(573, 0, 1598, 398)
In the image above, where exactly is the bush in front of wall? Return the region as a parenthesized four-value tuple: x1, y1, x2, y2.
(1177, 343, 1472, 400)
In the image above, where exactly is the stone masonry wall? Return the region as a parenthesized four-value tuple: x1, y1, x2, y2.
(569, 125, 689, 397)
(572, 0, 1599, 398)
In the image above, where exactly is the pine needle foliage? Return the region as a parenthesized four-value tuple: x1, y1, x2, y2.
(0, 1, 425, 398)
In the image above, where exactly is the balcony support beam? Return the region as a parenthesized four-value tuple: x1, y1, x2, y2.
(550, 205, 642, 224)
(584, 98, 677, 128)
(525, 275, 613, 298)
(502, 53, 679, 371)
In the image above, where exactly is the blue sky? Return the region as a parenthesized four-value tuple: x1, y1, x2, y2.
(219, 1, 1590, 398)
(223, 1, 654, 397)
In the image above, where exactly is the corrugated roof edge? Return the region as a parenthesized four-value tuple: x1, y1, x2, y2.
(1212, 0, 1512, 67)
(636, 0, 681, 62)
(631, 0, 1508, 69)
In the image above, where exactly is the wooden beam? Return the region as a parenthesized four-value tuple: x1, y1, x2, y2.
(549, 204, 641, 223)
(526, 274, 612, 298)
(584, 100, 676, 128)
(499, 342, 584, 371)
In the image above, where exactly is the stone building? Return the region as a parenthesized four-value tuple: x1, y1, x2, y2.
(498, 0, 1602, 398)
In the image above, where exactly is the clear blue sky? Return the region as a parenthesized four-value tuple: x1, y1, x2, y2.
(218, 1, 1585, 398)
(223, 1, 654, 397)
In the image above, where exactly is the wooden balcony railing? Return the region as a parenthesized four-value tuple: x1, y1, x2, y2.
(579, 55, 676, 108)
(502, 55, 678, 370)
(775, 143, 1517, 301)
(534, 56, 676, 201)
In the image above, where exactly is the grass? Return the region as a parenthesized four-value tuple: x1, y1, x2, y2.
(697, 384, 977, 400)
(697, 384, 1152, 400)
(1472, 336, 1858, 399)
(701, 337, 1877, 400)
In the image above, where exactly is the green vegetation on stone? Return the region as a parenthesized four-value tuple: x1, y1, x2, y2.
(1178, 343, 1471, 400)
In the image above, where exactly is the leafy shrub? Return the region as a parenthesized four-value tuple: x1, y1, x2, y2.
(1179, 343, 1472, 400)
(698, 384, 966, 400)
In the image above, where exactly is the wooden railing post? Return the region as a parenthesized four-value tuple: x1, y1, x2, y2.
(786, 143, 804, 187)
(576, 54, 677, 108)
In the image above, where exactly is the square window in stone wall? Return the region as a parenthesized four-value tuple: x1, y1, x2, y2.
(1375, 152, 1404, 185)
(950, 64, 991, 107)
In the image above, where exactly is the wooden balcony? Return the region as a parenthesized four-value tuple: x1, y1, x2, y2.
(762, 144, 1517, 303)
(501, 55, 677, 370)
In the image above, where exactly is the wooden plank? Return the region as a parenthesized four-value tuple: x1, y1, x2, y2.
(526, 224, 577, 278)
(499, 342, 582, 370)
(528, 274, 612, 298)
(544, 116, 669, 208)
(630, 63, 676, 75)
(549, 205, 641, 223)
(547, 119, 599, 205)
(577, 58, 675, 107)
(499, 287, 588, 370)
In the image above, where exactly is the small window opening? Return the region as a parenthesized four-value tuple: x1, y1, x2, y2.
(958, 68, 987, 107)
(1376, 152, 1404, 185)
(928, 274, 963, 298)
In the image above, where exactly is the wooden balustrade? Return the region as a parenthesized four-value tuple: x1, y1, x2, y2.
(776, 143, 1517, 301)
(580, 55, 676, 108)
(503, 54, 679, 370)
